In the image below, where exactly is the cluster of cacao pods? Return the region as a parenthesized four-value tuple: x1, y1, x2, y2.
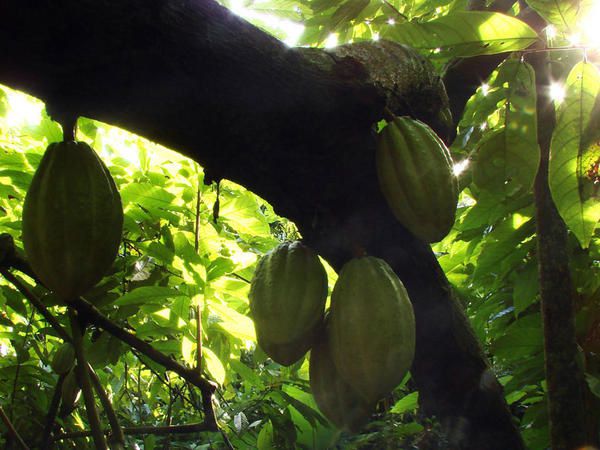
(249, 241, 415, 431)
(22, 140, 123, 302)
(376, 116, 458, 243)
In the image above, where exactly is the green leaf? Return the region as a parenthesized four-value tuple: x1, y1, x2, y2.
(512, 262, 539, 316)
(328, 0, 370, 31)
(473, 60, 540, 198)
(381, 11, 538, 58)
(493, 313, 543, 361)
(114, 286, 188, 306)
(549, 61, 600, 248)
(586, 373, 600, 399)
(524, 0, 587, 31)
(390, 391, 419, 414)
(208, 299, 256, 341)
(204, 347, 226, 385)
(219, 189, 271, 237)
(257, 421, 276, 450)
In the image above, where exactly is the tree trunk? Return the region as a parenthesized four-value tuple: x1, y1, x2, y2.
(0, 1, 523, 447)
(531, 53, 589, 450)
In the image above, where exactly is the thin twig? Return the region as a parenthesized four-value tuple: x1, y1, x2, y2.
(88, 365, 126, 449)
(0, 406, 30, 450)
(40, 372, 67, 448)
(70, 310, 107, 449)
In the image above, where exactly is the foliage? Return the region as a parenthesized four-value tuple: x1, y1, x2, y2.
(1, 0, 600, 447)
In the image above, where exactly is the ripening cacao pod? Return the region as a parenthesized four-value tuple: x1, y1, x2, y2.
(22, 141, 123, 301)
(249, 241, 328, 366)
(310, 329, 373, 432)
(376, 116, 458, 243)
(329, 256, 415, 404)
(59, 368, 81, 417)
(51, 343, 75, 375)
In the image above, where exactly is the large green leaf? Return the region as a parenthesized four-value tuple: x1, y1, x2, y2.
(549, 61, 600, 248)
(525, 0, 590, 32)
(381, 11, 538, 58)
(473, 60, 540, 198)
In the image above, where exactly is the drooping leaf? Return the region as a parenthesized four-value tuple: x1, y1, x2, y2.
(549, 61, 600, 248)
(381, 11, 538, 58)
(473, 60, 540, 198)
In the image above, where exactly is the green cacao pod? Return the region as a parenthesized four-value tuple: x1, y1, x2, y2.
(22, 141, 123, 301)
(376, 116, 458, 243)
(310, 329, 373, 432)
(51, 343, 75, 375)
(329, 256, 415, 404)
(249, 241, 328, 366)
(59, 368, 81, 417)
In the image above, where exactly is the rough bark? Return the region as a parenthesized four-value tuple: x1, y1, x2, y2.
(531, 53, 589, 449)
(0, 1, 523, 448)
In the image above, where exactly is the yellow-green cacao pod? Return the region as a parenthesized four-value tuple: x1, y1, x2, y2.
(329, 256, 415, 404)
(249, 241, 328, 366)
(59, 368, 81, 417)
(22, 141, 123, 301)
(376, 116, 458, 243)
(310, 331, 373, 432)
(51, 343, 75, 375)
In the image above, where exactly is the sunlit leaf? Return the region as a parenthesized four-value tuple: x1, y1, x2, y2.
(204, 346, 226, 385)
(208, 299, 256, 341)
(525, 0, 585, 32)
(219, 189, 271, 236)
(549, 61, 600, 248)
(473, 60, 540, 198)
(381, 11, 538, 58)
(390, 392, 419, 414)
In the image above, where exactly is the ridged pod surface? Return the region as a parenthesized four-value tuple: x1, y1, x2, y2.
(51, 343, 76, 375)
(59, 368, 81, 417)
(376, 116, 458, 243)
(329, 256, 415, 404)
(249, 241, 328, 366)
(310, 330, 373, 432)
(22, 141, 123, 301)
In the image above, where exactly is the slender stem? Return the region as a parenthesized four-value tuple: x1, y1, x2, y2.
(0, 406, 30, 450)
(88, 365, 126, 449)
(69, 310, 107, 450)
(40, 372, 67, 448)
(196, 305, 203, 374)
(194, 183, 202, 253)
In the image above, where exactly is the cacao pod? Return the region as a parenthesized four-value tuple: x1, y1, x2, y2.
(22, 141, 123, 301)
(310, 329, 373, 432)
(51, 343, 75, 375)
(376, 116, 458, 243)
(249, 241, 328, 366)
(59, 367, 81, 417)
(329, 256, 415, 404)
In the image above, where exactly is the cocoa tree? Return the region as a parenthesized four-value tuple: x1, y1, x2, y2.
(0, 0, 599, 449)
